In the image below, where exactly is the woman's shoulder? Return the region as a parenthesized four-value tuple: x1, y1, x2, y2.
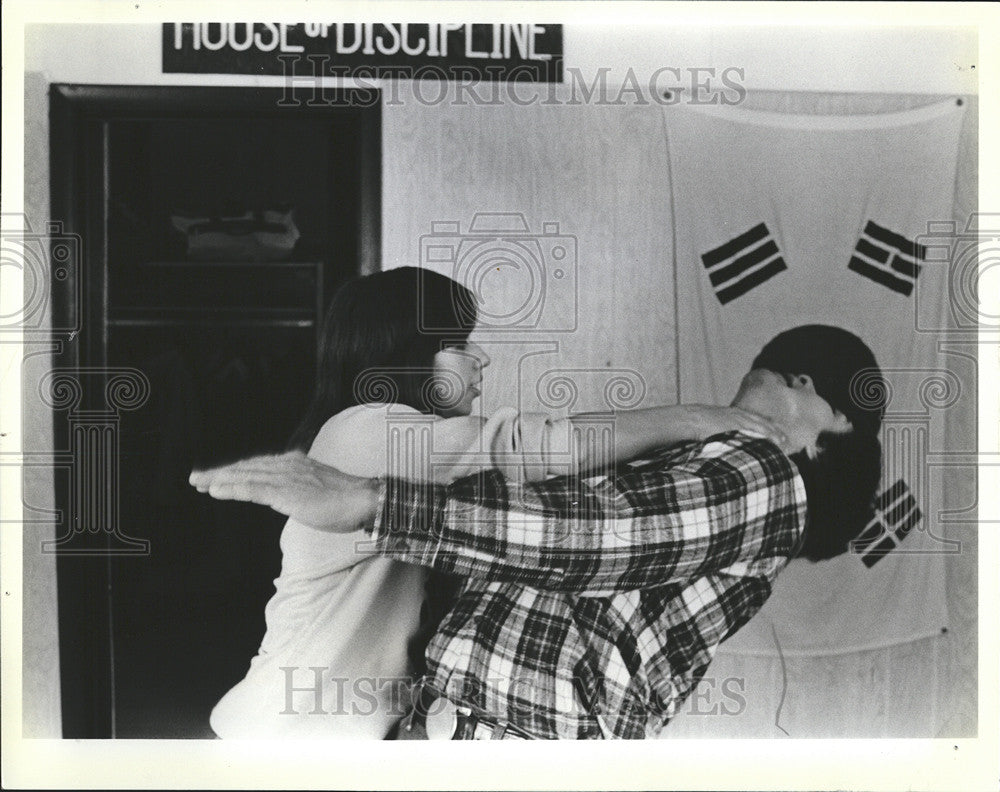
(323, 402, 420, 428)
(309, 403, 424, 474)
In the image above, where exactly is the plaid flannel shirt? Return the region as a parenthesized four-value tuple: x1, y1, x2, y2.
(370, 431, 806, 739)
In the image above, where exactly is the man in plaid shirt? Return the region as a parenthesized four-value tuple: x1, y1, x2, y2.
(193, 325, 884, 739)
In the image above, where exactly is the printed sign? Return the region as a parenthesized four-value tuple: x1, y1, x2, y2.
(162, 23, 563, 82)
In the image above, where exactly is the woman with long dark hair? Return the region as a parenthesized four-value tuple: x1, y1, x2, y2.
(286, 266, 482, 452)
(210, 267, 785, 738)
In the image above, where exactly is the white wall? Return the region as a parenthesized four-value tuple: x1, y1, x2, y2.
(20, 71, 62, 739)
(16, 21, 980, 738)
(24, 22, 977, 96)
(382, 92, 676, 417)
(567, 23, 977, 96)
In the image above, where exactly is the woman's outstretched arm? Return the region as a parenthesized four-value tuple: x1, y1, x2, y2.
(369, 402, 786, 486)
(564, 404, 785, 474)
(487, 405, 786, 481)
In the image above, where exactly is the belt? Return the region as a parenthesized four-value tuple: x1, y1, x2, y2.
(399, 681, 534, 740)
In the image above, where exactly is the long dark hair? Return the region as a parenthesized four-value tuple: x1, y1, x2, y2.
(288, 267, 477, 451)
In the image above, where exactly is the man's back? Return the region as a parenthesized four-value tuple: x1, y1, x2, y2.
(392, 432, 807, 738)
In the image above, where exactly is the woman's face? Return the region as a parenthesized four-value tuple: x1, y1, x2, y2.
(433, 341, 490, 417)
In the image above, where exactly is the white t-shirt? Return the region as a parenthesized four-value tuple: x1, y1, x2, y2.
(210, 403, 567, 738)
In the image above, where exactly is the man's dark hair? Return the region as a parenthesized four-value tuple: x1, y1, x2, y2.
(789, 432, 882, 561)
(752, 325, 886, 561)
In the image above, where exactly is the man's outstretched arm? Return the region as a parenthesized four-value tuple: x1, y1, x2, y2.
(190, 452, 380, 532)
(371, 433, 803, 592)
(191, 433, 805, 593)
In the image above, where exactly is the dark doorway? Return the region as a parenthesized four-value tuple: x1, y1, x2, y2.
(49, 84, 381, 738)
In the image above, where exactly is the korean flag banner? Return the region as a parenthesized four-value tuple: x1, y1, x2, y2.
(664, 99, 965, 656)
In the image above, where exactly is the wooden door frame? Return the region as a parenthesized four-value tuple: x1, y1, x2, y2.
(48, 83, 381, 737)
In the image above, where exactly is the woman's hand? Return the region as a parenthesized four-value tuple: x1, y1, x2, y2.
(679, 404, 787, 448)
(189, 451, 379, 533)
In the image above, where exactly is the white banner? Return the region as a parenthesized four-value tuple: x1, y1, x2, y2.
(665, 99, 966, 655)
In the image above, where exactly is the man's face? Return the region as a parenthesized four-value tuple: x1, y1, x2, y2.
(732, 369, 852, 457)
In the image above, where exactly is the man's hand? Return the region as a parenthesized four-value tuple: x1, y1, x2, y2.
(189, 451, 378, 533)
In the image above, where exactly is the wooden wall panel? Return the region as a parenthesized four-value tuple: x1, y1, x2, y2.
(383, 87, 676, 417)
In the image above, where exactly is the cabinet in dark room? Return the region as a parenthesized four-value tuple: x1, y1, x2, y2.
(49, 85, 381, 738)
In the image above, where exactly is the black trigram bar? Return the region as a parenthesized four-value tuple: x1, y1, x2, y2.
(848, 220, 925, 297)
(860, 506, 923, 568)
(852, 478, 923, 567)
(701, 223, 787, 305)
